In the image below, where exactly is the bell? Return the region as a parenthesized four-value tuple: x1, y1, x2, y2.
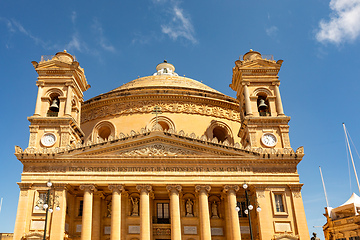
(258, 99, 268, 110)
(49, 99, 59, 112)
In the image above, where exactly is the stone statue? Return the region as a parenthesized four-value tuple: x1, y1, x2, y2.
(131, 197, 139, 216)
(186, 199, 194, 217)
(106, 201, 112, 217)
(211, 201, 219, 218)
(311, 233, 320, 240)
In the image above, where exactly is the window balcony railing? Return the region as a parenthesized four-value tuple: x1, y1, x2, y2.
(152, 217, 170, 224)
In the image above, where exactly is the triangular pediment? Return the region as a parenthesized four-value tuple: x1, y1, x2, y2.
(60, 131, 258, 158)
(239, 59, 281, 69)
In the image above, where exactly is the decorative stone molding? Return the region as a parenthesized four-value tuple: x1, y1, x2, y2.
(79, 184, 97, 193)
(195, 185, 211, 194)
(81, 100, 240, 123)
(136, 185, 152, 194)
(166, 185, 182, 194)
(274, 233, 299, 240)
(254, 185, 267, 198)
(153, 227, 171, 236)
(116, 144, 200, 157)
(108, 184, 125, 193)
(288, 184, 303, 198)
(18, 182, 32, 190)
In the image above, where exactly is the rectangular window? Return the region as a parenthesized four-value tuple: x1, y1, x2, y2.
(156, 203, 170, 224)
(274, 194, 285, 212)
(78, 200, 83, 217)
(237, 201, 247, 218)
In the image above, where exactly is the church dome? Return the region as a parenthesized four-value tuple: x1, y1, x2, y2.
(109, 60, 221, 94)
(81, 61, 240, 144)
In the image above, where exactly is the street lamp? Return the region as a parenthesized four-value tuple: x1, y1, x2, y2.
(34, 180, 60, 240)
(235, 183, 261, 240)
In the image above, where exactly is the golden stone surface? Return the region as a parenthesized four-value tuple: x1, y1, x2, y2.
(13, 50, 309, 240)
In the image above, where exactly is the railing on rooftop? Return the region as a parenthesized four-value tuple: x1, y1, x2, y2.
(239, 54, 274, 61)
(40, 54, 77, 62)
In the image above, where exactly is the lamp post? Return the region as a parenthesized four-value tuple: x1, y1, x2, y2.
(235, 183, 261, 240)
(34, 180, 60, 240)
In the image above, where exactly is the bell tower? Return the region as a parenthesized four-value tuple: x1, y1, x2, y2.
(230, 50, 291, 149)
(27, 51, 90, 149)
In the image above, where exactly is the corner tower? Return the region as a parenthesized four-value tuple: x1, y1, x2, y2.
(28, 51, 90, 149)
(230, 50, 290, 150)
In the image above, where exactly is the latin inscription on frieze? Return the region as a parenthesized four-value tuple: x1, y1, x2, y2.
(25, 166, 251, 173)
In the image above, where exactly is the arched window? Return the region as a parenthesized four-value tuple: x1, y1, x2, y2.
(47, 93, 60, 117)
(147, 116, 175, 132)
(257, 94, 270, 116)
(205, 121, 233, 144)
(92, 121, 116, 141)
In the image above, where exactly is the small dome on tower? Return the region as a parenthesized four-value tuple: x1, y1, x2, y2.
(153, 60, 178, 76)
(243, 49, 262, 61)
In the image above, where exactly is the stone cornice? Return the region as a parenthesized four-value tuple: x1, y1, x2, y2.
(16, 128, 303, 160)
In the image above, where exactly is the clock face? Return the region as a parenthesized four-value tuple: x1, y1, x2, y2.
(41, 133, 57, 147)
(261, 133, 277, 147)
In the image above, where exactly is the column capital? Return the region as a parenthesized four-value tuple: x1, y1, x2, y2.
(108, 184, 125, 193)
(195, 185, 211, 193)
(79, 184, 97, 192)
(17, 182, 32, 190)
(136, 185, 152, 194)
(242, 82, 250, 86)
(65, 80, 73, 87)
(223, 185, 239, 193)
(166, 185, 182, 194)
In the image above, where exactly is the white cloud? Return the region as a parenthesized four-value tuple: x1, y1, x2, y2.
(91, 19, 116, 53)
(160, 2, 197, 44)
(316, 0, 360, 44)
(266, 26, 279, 38)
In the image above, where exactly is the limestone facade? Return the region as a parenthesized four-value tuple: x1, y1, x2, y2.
(13, 50, 310, 240)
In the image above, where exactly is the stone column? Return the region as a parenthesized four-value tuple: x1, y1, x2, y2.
(109, 184, 124, 240)
(34, 81, 44, 116)
(274, 83, 285, 116)
(243, 83, 252, 116)
(136, 185, 152, 240)
(223, 185, 241, 240)
(166, 185, 182, 240)
(13, 183, 32, 240)
(64, 82, 73, 116)
(289, 185, 310, 240)
(50, 184, 68, 240)
(254, 185, 272, 240)
(92, 192, 104, 240)
(79, 184, 97, 240)
(195, 185, 211, 240)
(221, 193, 232, 240)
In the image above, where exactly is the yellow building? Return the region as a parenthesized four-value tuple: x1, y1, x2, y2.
(13, 50, 310, 240)
(323, 193, 360, 240)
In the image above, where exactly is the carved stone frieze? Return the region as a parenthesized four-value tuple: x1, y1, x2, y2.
(115, 144, 200, 156)
(81, 100, 240, 123)
(153, 227, 171, 236)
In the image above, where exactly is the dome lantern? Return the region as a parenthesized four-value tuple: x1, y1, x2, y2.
(153, 60, 178, 76)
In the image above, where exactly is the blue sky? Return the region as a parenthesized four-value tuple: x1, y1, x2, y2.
(1, 0, 360, 239)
